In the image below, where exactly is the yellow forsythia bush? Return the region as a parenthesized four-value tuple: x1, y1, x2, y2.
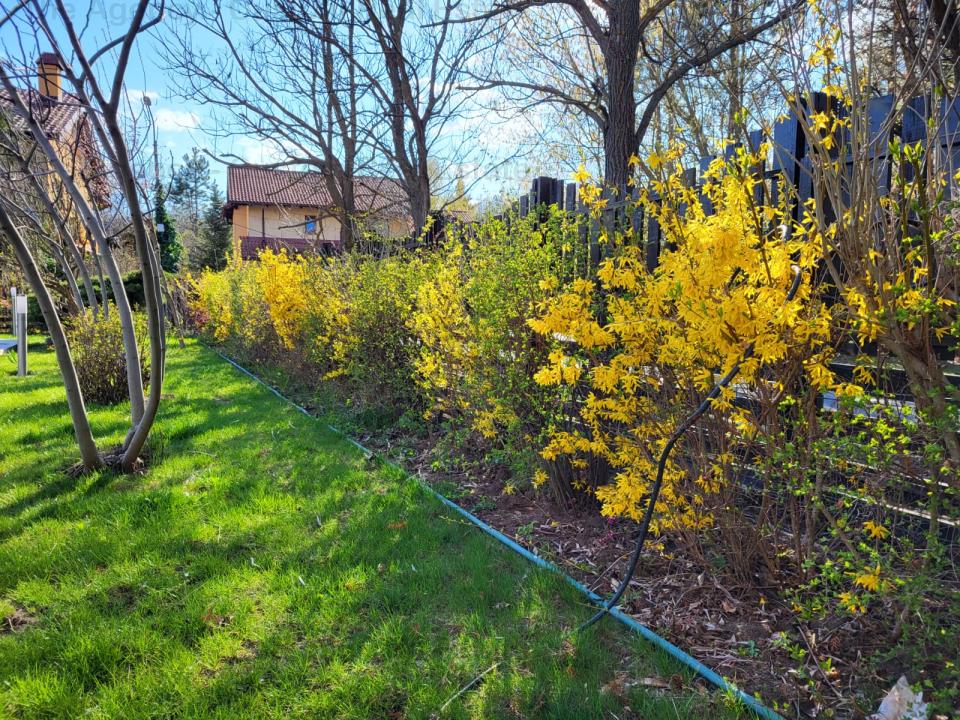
(529, 152, 833, 533)
(190, 213, 582, 484)
(256, 250, 310, 349)
(410, 209, 584, 485)
(191, 248, 433, 412)
(187, 162, 958, 639)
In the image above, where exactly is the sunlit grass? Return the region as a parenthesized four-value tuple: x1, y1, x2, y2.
(0, 339, 743, 719)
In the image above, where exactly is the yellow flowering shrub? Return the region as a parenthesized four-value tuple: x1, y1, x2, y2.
(410, 209, 584, 490)
(529, 153, 833, 533)
(190, 247, 430, 414)
(342, 252, 433, 406)
(255, 250, 309, 349)
(191, 267, 234, 342)
(185, 135, 959, 680)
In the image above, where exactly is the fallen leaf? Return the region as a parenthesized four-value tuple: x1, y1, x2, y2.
(637, 676, 671, 689)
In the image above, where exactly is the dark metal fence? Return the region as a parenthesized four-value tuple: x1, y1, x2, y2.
(512, 90, 960, 534)
(518, 89, 960, 273)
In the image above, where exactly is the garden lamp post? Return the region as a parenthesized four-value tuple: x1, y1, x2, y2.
(16, 293, 27, 376)
(10, 286, 16, 339)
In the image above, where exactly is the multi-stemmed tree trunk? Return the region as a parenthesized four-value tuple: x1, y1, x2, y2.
(0, 205, 101, 469)
(0, 0, 166, 472)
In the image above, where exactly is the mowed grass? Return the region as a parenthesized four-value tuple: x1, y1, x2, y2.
(0, 339, 744, 719)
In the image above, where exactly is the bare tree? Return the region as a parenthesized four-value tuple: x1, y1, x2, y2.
(166, 0, 378, 249)
(346, 0, 494, 234)
(0, 0, 167, 472)
(466, 0, 806, 190)
(167, 0, 498, 242)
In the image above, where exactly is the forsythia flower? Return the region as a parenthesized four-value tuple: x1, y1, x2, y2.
(532, 469, 548, 488)
(854, 566, 882, 592)
(839, 591, 866, 614)
(863, 520, 890, 540)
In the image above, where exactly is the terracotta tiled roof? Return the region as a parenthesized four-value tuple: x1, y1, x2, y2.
(226, 165, 409, 218)
(1, 87, 85, 139)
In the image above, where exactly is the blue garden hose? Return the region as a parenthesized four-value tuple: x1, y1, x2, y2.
(205, 344, 786, 720)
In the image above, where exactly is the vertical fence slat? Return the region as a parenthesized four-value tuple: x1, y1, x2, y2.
(645, 192, 661, 273)
(565, 182, 577, 212)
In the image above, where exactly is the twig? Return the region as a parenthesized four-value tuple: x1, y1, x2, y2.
(437, 662, 500, 714)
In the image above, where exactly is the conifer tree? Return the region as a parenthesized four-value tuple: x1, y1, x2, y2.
(155, 184, 182, 273)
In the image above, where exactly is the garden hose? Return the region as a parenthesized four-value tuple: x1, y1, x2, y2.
(578, 264, 803, 632)
(206, 343, 787, 720)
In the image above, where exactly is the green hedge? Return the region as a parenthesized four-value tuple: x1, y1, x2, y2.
(90, 270, 147, 308)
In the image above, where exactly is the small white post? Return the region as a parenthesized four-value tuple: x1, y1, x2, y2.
(9, 286, 16, 339)
(15, 294, 27, 377)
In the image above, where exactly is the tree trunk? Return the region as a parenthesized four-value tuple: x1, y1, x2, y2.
(603, 0, 641, 193)
(23, 169, 100, 317)
(106, 120, 166, 471)
(339, 179, 356, 250)
(96, 231, 147, 422)
(409, 175, 430, 239)
(0, 205, 101, 470)
(48, 241, 84, 312)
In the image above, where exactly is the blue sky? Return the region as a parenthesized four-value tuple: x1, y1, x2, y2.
(1, 1, 567, 203)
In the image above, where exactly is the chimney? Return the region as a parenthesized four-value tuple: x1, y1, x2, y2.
(37, 52, 63, 100)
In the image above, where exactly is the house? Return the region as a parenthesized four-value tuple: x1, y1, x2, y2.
(223, 165, 410, 259)
(0, 53, 110, 250)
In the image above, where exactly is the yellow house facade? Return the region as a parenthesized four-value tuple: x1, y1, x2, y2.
(224, 165, 410, 258)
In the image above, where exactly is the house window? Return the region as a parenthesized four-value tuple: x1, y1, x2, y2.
(304, 215, 318, 234)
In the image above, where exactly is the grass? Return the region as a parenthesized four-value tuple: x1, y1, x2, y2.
(0, 339, 745, 719)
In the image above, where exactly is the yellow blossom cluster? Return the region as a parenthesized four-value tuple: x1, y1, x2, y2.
(528, 154, 834, 533)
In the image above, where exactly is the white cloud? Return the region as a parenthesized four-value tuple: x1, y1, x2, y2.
(234, 136, 296, 165)
(154, 109, 201, 131)
(125, 88, 159, 104)
(153, 108, 200, 132)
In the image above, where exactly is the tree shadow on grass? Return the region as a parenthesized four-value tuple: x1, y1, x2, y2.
(0, 343, 736, 720)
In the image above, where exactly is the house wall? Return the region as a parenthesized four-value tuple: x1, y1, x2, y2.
(386, 217, 408, 236)
(232, 205, 339, 242)
(231, 204, 407, 245)
(231, 204, 250, 255)
(47, 136, 98, 253)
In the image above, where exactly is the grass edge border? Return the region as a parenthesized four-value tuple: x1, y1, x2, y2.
(203, 342, 785, 720)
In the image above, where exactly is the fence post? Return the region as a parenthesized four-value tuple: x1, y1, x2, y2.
(645, 192, 661, 273)
(771, 110, 805, 222)
(565, 182, 577, 212)
(630, 186, 643, 246)
(16, 293, 27, 377)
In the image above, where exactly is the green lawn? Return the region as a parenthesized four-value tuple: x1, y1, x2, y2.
(0, 339, 744, 719)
